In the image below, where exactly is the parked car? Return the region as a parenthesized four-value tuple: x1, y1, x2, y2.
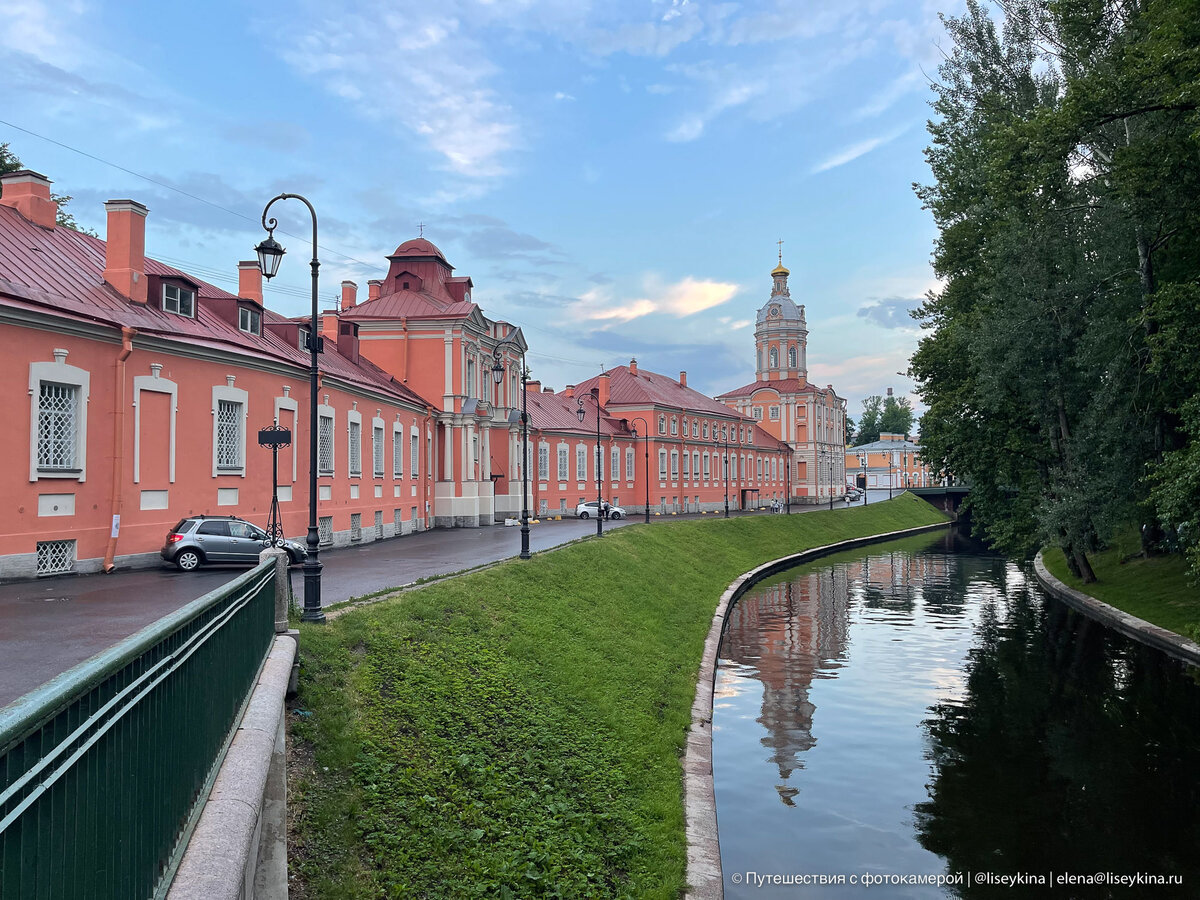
(575, 500, 625, 520)
(846, 487, 863, 500)
(161, 515, 307, 572)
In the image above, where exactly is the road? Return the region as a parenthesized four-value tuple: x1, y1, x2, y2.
(0, 494, 898, 708)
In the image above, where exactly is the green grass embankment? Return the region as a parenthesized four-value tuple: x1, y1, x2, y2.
(288, 495, 947, 899)
(1043, 537, 1200, 639)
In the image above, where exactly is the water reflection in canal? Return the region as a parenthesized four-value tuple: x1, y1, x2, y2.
(713, 529, 1200, 898)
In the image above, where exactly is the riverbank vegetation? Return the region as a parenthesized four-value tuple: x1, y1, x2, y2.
(287, 497, 946, 898)
(911, 0, 1200, 583)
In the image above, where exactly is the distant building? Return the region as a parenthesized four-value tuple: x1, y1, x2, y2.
(845, 433, 935, 491)
(716, 254, 847, 503)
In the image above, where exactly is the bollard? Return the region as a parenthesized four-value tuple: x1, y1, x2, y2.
(259, 546, 291, 634)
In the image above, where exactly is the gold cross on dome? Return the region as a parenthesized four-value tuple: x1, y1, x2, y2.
(777, 238, 784, 264)
(418, 222, 426, 237)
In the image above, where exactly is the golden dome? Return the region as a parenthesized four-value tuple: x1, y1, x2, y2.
(772, 262, 790, 276)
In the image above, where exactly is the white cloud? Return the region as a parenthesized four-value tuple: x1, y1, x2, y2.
(852, 69, 924, 120)
(811, 126, 907, 173)
(554, 91, 576, 101)
(571, 276, 740, 327)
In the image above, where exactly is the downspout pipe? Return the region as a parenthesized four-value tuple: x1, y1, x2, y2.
(102, 326, 136, 572)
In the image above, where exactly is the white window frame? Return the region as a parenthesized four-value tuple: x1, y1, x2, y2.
(238, 306, 261, 335)
(692, 451, 699, 480)
(682, 450, 690, 478)
(410, 427, 420, 479)
(670, 449, 679, 478)
(347, 409, 363, 477)
(576, 445, 587, 481)
(625, 447, 635, 481)
(658, 449, 667, 480)
(318, 406, 335, 476)
(611, 447, 620, 481)
(538, 443, 550, 481)
(29, 354, 91, 483)
(393, 422, 405, 478)
(163, 283, 196, 317)
(670, 417, 678, 435)
(692, 421, 698, 437)
(558, 444, 569, 481)
(211, 383, 248, 477)
(372, 418, 385, 478)
(658, 415, 666, 435)
(703, 452, 710, 479)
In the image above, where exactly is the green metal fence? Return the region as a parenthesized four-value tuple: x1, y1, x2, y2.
(0, 561, 277, 899)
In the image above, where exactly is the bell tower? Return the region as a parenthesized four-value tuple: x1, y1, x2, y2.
(754, 244, 807, 384)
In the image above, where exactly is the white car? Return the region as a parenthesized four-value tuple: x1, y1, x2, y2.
(575, 500, 625, 520)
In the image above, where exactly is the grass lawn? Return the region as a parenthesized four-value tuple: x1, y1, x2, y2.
(1042, 537, 1200, 639)
(287, 495, 947, 899)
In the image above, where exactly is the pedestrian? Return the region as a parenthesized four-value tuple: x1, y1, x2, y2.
(602, 500, 610, 520)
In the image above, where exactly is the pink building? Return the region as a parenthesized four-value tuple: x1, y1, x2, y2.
(0, 169, 793, 579)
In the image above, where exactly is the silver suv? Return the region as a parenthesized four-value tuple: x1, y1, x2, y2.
(161, 515, 307, 572)
(575, 500, 625, 520)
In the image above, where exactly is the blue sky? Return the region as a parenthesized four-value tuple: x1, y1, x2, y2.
(2, 0, 961, 427)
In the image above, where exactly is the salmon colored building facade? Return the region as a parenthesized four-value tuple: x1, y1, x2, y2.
(0, 169, 792, 578)
(844, 433, 936, 492)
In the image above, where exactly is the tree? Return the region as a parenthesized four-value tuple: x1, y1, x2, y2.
(0, 142, 96, 235)
(855, 396, 883, 445)
(844, 415, 855, 446)
(880, 394, 915, 437)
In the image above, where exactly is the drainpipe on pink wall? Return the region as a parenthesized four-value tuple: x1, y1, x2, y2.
(102, 327, 136, 572)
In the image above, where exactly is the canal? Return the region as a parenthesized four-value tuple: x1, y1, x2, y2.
(713, 529, 1200, 897)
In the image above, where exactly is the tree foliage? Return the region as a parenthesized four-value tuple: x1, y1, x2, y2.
(912, 0, 1200, 581)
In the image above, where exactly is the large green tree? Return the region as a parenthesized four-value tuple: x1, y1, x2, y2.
(912, 0, 1200, 581)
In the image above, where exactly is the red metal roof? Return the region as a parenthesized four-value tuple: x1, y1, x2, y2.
(389, 237, 447, 261)
(339, 288, 475, 321)
(716, 378, 830, 399)
(575, 365, 747, 419)
(0, 205, 434, 410)
(524, 389, 630, 437)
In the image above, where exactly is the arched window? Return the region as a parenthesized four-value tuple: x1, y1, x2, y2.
(788, 346, 797, 367)
(769, 347, 778, 368)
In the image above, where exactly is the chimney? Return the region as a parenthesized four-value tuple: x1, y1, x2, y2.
(543, 386, 554, 393)
(629, 358, 638, 376)
(103, 200, 149, 303)
(341, 280, 357, 310)
(564, 385, 575, 398)
(320, 311, 339, 347)
(0, 170, 57, 228)
(238, 261, 263, 306)
(526, 380, 541, 393)
(367, 279, 382, 301)
(887, 386, 893, 398)
(679, 370, 687, 388)
(598, 372, 611, 408)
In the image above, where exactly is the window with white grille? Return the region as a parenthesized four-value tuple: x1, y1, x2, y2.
(682, 451, 689, 477)
(671, 418, 678, 435)
(373, 426, 384, 477)
(163, 283, 195, 317)
(374, 510, 383, 539)
(671, 450, 678, 478)
(216, 400, 243, 470)
(349, 421, 362, 476)
(703, 453, 710, 478)
(37, 382, 80, 471)
(558, 446, 568, 481)
(692, 452, 699, 479)
(318, 415, 334, 475)
(658, 415, 665, 434)
(659, 449, 667, 480)
(350, 513, 362, 541)
(36, 539, 76, 576)
(625, 448, 635, 480)
(692, 421, 698, 437)
(238, 306, 261, 335)
(611, 447, 619, 480)
(576, 446, 586, 481)
(769, 405, 780, 420)
(319, 516, 333, 545)
(393, 428, 404, 477)
(538, 445, 549, 480)
(410, 433, 419, 478)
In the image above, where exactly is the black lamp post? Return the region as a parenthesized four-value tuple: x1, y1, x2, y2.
(858, 452, 868, 506)
(784, 449, 791, 515)
(827, 448, 835, 511)
(713, 431, 730, 518)
(491, 340, 530, 559)
(256, 193, 324, 624)
(630, 416, 650, 524)
(576, 391, 603, 536)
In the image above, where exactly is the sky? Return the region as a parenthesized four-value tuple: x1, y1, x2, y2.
(2, 0, 963, 428)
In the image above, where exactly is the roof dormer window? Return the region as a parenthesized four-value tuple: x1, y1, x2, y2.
(238, 306, 261, 336)
(163, 283, 195, 318)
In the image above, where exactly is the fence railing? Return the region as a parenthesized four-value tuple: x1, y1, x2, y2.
(0, 561, 277, 900)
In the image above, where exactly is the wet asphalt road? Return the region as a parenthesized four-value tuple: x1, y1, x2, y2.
(0, 493, 899, 709)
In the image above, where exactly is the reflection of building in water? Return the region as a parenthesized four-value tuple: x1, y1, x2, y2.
(721, 566, 851, 797)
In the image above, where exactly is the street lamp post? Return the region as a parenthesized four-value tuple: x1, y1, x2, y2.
(630, 416, 650, 524)
(491, 340, 530, 559)
(713, 432, 730, 518)
(256, 194, 324, 624)
(858, 452, 868, 506)
(785, 450, 791, 515)
(827, 448, 835, 511)
(576, 390, 603, 536)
